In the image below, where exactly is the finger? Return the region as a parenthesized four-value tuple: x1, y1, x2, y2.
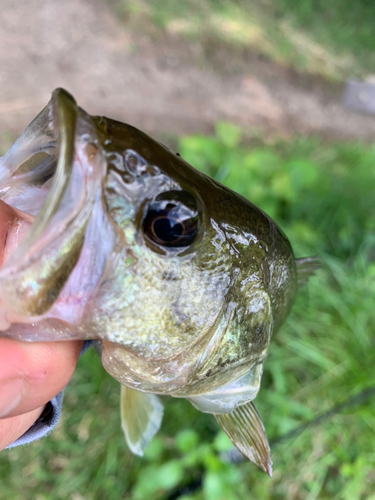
(0, 406, 44, 451)
(0, 338, 83, 419)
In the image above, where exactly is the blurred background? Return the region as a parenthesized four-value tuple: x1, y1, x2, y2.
(1, 1, 375, 499)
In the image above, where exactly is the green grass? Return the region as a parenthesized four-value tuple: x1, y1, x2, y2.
(113, 0, 375, 79)
(271, 0, 375, 78)
(1, 123, 375, 499)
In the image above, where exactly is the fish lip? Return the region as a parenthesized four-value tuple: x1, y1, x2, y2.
(0, 88, 78, 269)
(27, 88, 78, 247)
(0, 88, 107, 319)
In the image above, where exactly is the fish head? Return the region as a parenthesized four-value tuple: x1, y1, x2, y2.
(0, 89, 296, 408)
(92, 114, 297, 405)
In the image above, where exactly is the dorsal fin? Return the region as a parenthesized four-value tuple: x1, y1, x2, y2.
(214, 401, 272, 476)
(295, 256, 320, 287)
(120, 385, 164, 456)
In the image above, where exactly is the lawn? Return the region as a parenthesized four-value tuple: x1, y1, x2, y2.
(1, 123, 374, 499)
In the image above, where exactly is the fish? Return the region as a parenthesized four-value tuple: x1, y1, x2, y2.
(0, 89, 316, 476)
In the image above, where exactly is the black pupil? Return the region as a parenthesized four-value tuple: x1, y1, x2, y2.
(143, 192, 199, 248)
(153, 216, 184, 243)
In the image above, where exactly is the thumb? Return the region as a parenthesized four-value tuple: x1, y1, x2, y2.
(0, 338, 83, 419)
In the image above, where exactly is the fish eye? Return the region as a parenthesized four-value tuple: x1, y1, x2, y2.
(143, 190, 200, 248)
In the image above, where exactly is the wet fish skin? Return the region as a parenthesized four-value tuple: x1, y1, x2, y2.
(89, 115, 297, 397)
(0, 89, 312, 475)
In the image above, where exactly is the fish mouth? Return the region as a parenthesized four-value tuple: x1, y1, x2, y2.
(0, 89, 108, 329)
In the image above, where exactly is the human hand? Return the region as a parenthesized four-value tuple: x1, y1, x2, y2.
(0, 193, 83, 448)
(0, 338, 83, 450)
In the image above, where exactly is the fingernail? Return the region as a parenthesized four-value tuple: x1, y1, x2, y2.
(0, 378, 29, 418)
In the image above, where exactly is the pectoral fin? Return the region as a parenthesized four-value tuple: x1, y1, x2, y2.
(214, 401, 272, 477)
(120, 385, 164, 456)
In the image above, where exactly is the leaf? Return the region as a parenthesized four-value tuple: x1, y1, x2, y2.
(213, 431, 233, 452)
(215, 121, 242, 148)
(175, 429, 199, 453)
(287, 159, 319, 191)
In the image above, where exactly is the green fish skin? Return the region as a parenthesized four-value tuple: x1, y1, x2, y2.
(0, 89, 314, 475)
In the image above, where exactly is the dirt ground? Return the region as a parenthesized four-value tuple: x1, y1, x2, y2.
(1, 0, 375, 144)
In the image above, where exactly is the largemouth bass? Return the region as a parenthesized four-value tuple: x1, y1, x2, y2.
(0, 89, 315, 475)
